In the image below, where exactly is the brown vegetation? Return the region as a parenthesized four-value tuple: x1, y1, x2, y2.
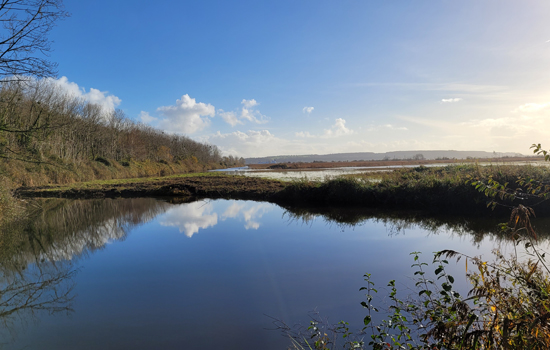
(0, 79, 244, 187)
(248, 157, 543, 170)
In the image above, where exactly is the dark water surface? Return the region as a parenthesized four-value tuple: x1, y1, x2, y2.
(0, 198, 546, 349)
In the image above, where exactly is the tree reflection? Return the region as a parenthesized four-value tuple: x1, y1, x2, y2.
(0, 198, 174, 343)
(282, 205, 550, 244)
(0, 262, 76, 340)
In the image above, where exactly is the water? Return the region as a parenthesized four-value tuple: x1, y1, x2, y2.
(0, 198, 547, 349)
(211, 161, 549, 181)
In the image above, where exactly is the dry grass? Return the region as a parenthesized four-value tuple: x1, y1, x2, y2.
(0, 157, 220, 187)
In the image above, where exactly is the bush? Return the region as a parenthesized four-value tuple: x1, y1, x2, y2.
(94, 156, 111, 167)
(278, 200, 550, 349)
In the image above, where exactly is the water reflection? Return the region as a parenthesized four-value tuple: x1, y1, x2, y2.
(281, 205, 550, 244)
(4, 198, 547, 265)
(159, 201, 218, 237)
(2, 197, 550, 349)
(0, 262, 75, 341)
(221, 201, 272, 230)
(0, 198, 172, 267)
(0, 198, 172, 345)
(159, 200, 273, 236)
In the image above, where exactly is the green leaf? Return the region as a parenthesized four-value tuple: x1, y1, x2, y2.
(364, 315, 371, 326)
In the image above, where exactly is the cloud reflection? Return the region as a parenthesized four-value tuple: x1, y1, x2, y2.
(159, 201, 218, 237)
(159, 200, 273, 237)
(222, 202, 272, 230)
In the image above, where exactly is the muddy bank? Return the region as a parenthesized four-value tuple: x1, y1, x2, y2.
(15, 175, 288, 202)
(18, 162, 550, 217)
(14, 173, 501, 216)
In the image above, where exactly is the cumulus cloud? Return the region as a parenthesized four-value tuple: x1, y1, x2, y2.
(213, 129, 276, 143)
(324, 118, 354, 137)
(512, 102, 550, 113)
(242, 99, 258, 108)
(218, 109, 242, 127)
(139, 111, 157, 123)
(441, 98, 462, 103)
(208, 129, 289, 157)
(156, 94, 215, 134)
(303, 106, 314, 114)
(240, 99, 269, 124)
(47, 76, 122, 114)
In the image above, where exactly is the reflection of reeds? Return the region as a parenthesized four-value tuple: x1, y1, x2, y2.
(282, 204, 550, 244)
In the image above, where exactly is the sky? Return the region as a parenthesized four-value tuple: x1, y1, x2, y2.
(45, 0, 550, 157)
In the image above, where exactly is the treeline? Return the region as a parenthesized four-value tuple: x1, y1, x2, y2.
(0, 78, 244, 170)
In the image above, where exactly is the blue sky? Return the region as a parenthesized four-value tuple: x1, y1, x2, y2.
(47, 0, 550, 157)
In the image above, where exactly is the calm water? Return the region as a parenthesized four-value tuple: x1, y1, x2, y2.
(211, 161, 549, 181)
(1, 198, 548, 349)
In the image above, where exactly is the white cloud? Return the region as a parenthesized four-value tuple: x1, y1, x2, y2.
(159, 201, 218, 238)
(303, 106, 314, 114)
(242, 99, 258, 108)
(156, 94, 215, 134)
(441, 98, 462, 103)
(366, 124, 408, 132)
(240, 99, 269, 124)
(47, 76, 122, 114)
(295, 131, 314, 138)
(324, 118, 354, 137)
(139, 111, 157, 123)
(512, 102, 550, 113)
(208, 129, 290, 157)
(218, 109, 243, 127)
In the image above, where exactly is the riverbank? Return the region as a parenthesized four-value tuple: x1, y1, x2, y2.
(15, 163, 550, 216)
(247, 156, 544, 170)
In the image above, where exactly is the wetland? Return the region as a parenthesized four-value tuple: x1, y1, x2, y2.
(1, 194, 549, 349)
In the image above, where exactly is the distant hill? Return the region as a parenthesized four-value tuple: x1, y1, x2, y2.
(245, 150, 526, 164)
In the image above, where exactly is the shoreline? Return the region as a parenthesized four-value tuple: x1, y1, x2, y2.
(14, 162, 550, 217)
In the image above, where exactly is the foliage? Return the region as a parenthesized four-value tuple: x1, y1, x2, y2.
(95, 156, 111, 166)
(282, 235, 550, 349)
(0, 78, 244, 172)
(280, 147, 550, 349)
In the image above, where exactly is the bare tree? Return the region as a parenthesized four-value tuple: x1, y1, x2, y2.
(0, 0, 68, 80)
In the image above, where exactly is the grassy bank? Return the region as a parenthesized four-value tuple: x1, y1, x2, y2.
(15, 164, 550, 216)
(0, 157, 224, 187)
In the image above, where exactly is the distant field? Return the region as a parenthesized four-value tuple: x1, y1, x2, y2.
(247, 156, 544, 170)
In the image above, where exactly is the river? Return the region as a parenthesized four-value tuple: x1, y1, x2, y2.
(0, 198, 547, 349)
